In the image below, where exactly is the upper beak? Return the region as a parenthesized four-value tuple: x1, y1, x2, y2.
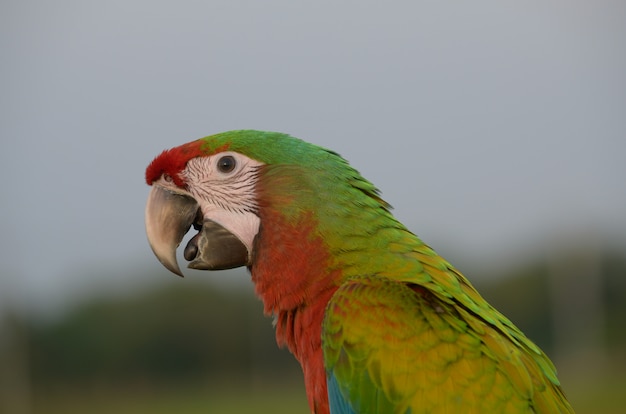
(145, 185, 198, 276)
(145, 184, 250, 277)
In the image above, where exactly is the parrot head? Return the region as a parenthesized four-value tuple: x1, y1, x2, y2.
(145, 130, 390, 279)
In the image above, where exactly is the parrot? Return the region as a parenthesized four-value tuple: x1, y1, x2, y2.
(144, 130, 574, 414)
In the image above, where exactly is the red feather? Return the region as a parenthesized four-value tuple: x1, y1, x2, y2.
(145, 140, 230, 187)
(252, 209, 339, 414)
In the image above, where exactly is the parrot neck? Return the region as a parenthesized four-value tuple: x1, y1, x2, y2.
(250, 209, 338, 414)
(251, 209, 342, 313)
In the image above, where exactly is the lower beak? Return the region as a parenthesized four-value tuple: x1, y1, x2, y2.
(184, 219, 250, 271)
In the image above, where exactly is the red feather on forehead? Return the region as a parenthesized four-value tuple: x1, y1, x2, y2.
(145, 140, 207, 187)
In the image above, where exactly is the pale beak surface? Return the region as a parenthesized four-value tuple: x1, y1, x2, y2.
(145, 185, 198, 276)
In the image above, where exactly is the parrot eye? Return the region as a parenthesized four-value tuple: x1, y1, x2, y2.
(217, 155, 236, 173)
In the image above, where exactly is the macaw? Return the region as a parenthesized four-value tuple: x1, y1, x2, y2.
(144, 130, 574, 414)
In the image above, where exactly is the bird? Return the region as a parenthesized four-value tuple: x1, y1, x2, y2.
(144, 130, 574, 414)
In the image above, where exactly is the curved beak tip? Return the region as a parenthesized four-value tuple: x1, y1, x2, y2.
(161, 260, 185, 278)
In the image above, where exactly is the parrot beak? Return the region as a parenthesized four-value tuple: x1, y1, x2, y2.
(145, 185, 250, 277)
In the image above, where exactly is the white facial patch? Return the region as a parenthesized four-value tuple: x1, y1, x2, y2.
(182, 153, 264, 254)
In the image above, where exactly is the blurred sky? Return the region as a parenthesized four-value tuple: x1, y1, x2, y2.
(1, 0, 625, 315)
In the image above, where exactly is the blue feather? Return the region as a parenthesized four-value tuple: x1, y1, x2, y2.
(327, 373, 357, 414)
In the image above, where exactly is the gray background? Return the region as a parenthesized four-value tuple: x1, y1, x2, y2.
(2, 0, 625, 316)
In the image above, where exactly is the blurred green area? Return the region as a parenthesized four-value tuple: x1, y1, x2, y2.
(31, 385, 309, 414)
(0, 246, 625, 413)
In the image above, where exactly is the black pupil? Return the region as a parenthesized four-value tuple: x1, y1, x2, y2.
(217, 156, 236, 173)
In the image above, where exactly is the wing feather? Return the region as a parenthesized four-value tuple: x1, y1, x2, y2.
(322, 276, 574, 413)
